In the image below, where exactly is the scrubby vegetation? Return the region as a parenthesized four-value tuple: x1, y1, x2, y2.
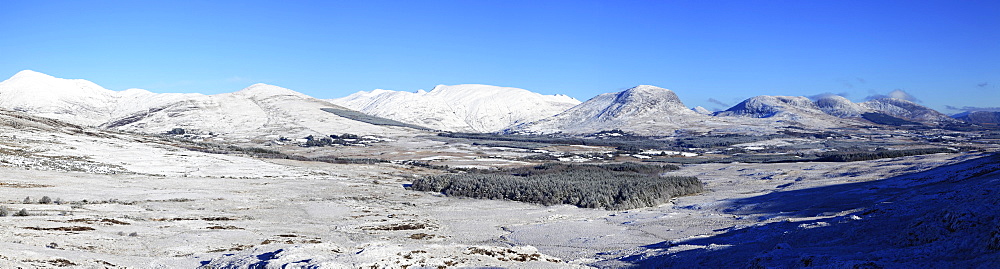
(441, 132, 787, 152)
(410, 163, 701, 210)
(647, 147, 957, 164)
(672, 134, 784, 148)
(816, 147, 957, 162)
(161, 136, 388, 165)
(439, 132, 677, 151)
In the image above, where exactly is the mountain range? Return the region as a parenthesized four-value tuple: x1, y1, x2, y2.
(0, 70, 983, 139)
(329, 84, 580, 133)
(0, 70, 414, 141)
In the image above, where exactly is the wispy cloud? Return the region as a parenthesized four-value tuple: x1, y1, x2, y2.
(866, 89, 920, 103)
(945, 105, 1000, 112)
(707, 98, 729, 107)
(836, 77, 866, 89)
(808, 92, 849, 101)
(226, 76, 252, 83)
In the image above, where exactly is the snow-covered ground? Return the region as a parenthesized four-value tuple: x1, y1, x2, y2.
(0, 107, 996, 268)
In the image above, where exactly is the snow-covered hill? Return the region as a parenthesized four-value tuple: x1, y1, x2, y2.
(0, 70, 197, 126)
(716, 96, 822, 118)
(105, 83, 419, 140)
(716, 94, 964, 128)
(813, 94, 962, 126)
(330, 84, 580, 133)
(692, 106, 713, 115)
(814, 95, 874, 118)
(0, 71, 422, 140)
(861, 98, 963, 126)
(507, 85, 783, 135)
(953, 111, 1000, 126)
(714, 95, 858, 129)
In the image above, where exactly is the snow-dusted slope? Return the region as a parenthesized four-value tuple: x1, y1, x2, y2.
(105, 84, 416, 140)
(507, 85, 778, 135)
(814, 95, 873, 118)
(954, 111, 1000, 126)
(813, 95, 961, 126)
(716, 96, 821, 118)
(713, 95, 857, 129)
(330, 84, 580, 132)
(692, 106, 713, 115)
(0, 70, 197, 126)
(0, 71, 421, 140)
(861, 98, 962, 126)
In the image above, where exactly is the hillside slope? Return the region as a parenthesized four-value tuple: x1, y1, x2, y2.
(0, 71, 422, 140)
(508, 85, 782, 135)
(330, 84, 580, 132)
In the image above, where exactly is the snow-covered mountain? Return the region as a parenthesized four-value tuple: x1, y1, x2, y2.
(104, 83, 418, 140)
(953, 111, 1000, 126)
(0, 70, 197, 126)
(506, 85, 780, 135)
(714, 95, 859, 129)
(814, 95, 873, 118)
(0, 70, 422, 140)
(330, 84, 580, 132)
(692, 106, 713, 115)
(716, 96, 822, 118)
(719, 94, 963, 128)
(860, 98, 962, 126)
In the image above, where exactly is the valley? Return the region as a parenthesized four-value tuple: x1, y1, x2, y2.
(0, 71, 997, 268)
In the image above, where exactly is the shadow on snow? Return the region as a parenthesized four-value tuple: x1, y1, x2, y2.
(610, 153, 1000, 268)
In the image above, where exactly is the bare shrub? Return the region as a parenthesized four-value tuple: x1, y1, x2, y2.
(13, 208, 29, 216)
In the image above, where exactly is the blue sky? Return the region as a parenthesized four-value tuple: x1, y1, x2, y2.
(1, 1, 997, 112)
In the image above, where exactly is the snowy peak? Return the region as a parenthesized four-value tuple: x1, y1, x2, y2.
(954, 111, 1000, 126)
(720, 94, 960, 127)
(0, 70, 417, 139)
(231, 83, 310, 99)
(861, 98, 960, 125)
(692, 106, 713, 115)
(716, 96, 820, 118)
(507, 85, 715, 135)
(330, 84, 580, 132)
(0, 70, 121, 125)
(617, 85, 684, 104)
(8, 69, 57, 81)
(423, 84, 581, 104)
(815, 95, 872, 117)
(594, 85, 693, 121)
(711, 95, 863, 129)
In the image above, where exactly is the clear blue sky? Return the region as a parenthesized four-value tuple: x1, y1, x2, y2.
(2, 0, 997, 112)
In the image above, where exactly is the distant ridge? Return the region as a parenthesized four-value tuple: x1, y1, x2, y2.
(0, 70, 425, 140)
(330, 84, 580, 132)
(953, 111, 1000, 126)
(0, 70, 977, 137)
(506, 85, 743, 135)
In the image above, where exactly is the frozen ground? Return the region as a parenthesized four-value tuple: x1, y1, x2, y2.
(0, 110, 997, 268)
